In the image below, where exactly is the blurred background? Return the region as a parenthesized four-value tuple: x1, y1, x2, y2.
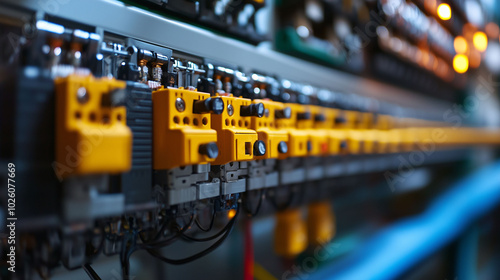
(1, 0, 500, 280)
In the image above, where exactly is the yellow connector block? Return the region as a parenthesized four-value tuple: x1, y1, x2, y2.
(328, 130, 349, 154)
(386, 129, 402, 153)
(345, 130, 364, 154)
(274, 208, 307, 258)
(290, 104, 328, 156)
(399, 128, 419, 152)
(211, 95, 260, 165)
(359, 129, 379, 154)
(357, 112, 375, 129)
(375, 114, 395, 130)
(308, 105, 335, 156)
(55, 75, 131, 178)
(250, 99, 289, 159)
(314, 108, 349, 155)
(307, 202, 336, 246)
(275, 104, 309, 158)
(153, 88, 219, 170)
(373, 130, 388, 154)
(342, 110, 361, 129)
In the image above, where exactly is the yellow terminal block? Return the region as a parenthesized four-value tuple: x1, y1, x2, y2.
(275, 104, 309, 159)
(376, 114, 395, 130)
(341, 110, 361, 129)
(307, 202, 336, 246)
(328, 130, 349, 154)
(374, 130, 389, 154)
(357, 112, 375, 129)
(250, 99, 289, 159)
(345, 130, 365, 154)
(211, 95, 263, 165)
(359, 129, 379, 154)
(274, 208, 307, 258)
(55, 74, 132, 178)
(371, 114, 394, 154)
(315, 108, 349, 155)
(308, 105, 333, 156)
(153, 88, 221, 170)
(386, 129, 402, 153)
(399, 128, 419, 152)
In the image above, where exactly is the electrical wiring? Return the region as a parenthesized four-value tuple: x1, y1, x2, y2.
(83, 263, 102, 280)
(269, 187, 294, 211)
(195, 202, 217, 232)
(87, 225, 105, 257)
(242, 189, 264, 218)
(120, 220, 138, 280)
(146, 205, 240, 265)
(137, 214, 195, 249)
(120, 203, 240, 276)
(180, 212, 234, 242)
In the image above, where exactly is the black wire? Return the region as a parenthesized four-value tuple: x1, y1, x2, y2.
(83, 263, 102, 280)
(270, 187, 294, 211)
(242, 189, 264, 217)
(195, 202, 216, 232)
(146, 205, 240, 265)
(151, 211, 187, 242)
(87, 225, 105, 257)
(121, 217, 139, 280)
(36, 266, 50, 280)
(138, 214, 195, 249)
(180, 211, 234, 242)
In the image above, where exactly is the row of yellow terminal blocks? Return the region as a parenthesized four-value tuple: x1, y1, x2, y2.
(152, 87, 500, 170)
(53, 75, 500, 177)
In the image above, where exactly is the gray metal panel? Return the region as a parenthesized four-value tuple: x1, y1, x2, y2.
(221, 178, 246, 195)
(197, 181, 220, 199)
(4, 0, 451, 119)
(280, 168, 305, 185)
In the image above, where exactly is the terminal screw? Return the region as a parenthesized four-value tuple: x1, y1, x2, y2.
(175, 98, 185, 112)
(278, 141, 288, 154)
(253, 140, 266, 156)
(76, 87, 89, 104)
(340, 140, 348, 150)
(199, 142, 219, 159)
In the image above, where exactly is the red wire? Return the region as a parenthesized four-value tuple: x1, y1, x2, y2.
(244, 218, 254, 280)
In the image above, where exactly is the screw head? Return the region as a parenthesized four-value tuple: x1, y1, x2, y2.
(199, 142, 219, 159)
(175, 98, 185, 112)
(255, 103, 265, 118)
(211, 97, 224, 114)
(227, 104, 234, 116)
(254, 140, 266, 156)
(340, 140, 348, 150)
(76, 87, 89, 104)
(278, 141, 288, 154)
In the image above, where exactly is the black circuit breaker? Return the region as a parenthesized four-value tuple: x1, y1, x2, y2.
(116, 81, 154, 207)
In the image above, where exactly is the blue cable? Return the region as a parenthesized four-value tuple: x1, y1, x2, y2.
(310, 161, 500, 280)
